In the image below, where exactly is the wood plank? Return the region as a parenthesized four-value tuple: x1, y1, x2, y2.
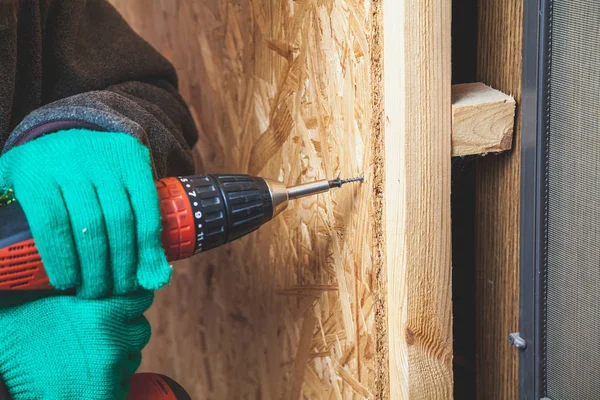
(109, 1, 383, 398)
(451, 82, 516, 157)
(475, 0, 524, 398)
(384, 0, 453, 398)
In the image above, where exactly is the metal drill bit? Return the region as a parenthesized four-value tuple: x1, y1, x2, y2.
(265, 175, 365, 217)
(286, 176, 364, 199)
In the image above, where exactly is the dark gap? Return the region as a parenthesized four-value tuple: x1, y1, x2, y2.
(451, 0, 478, 398)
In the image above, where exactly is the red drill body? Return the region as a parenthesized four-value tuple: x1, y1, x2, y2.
(0, 174, 277, 290)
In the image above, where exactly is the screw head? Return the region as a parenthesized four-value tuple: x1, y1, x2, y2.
(508, 332, 527, 349)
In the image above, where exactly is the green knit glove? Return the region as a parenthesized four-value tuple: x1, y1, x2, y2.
(0, 291, 153, 400)
(0, 129, 171, 298)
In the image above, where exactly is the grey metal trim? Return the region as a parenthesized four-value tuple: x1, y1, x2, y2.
(521, 0, 551, 398)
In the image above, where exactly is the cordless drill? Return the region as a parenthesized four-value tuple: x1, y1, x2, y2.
(0, 173, 363, 399)
(0, 174, 362, 290)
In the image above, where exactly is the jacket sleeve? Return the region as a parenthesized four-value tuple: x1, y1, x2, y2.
(2, 0, 198, 178)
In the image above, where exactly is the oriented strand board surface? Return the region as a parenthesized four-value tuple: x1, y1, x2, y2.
(109, 1, 383, 399)
(451, 83, 516, 157)
(384, 0, 453, 398)
(475, 0, 523, 398)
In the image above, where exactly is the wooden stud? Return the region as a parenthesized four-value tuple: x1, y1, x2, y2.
(451, 82, 516, 157)
(475, 0, 524, 398)
(384, 0, 454, 397)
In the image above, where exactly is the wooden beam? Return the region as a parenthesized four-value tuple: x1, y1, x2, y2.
(475, 0, 524, 398)
(451, 82, 516, 157)
(384, 0, 453, 398)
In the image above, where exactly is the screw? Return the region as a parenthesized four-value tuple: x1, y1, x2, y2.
(328, 176, 365, 188)
(508, 332, 526, 349)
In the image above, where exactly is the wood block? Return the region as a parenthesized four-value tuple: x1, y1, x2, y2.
(451, 82, 516, 157)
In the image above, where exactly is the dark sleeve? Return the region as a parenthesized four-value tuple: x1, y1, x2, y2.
(0, 374, 8, 400)
(2, 0, 198, 178)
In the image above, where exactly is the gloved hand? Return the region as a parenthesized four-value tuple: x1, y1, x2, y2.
(0, 129, 171, 298)
(0, 291, 153, 400)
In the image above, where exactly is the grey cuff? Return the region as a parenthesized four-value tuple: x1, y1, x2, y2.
(3, 91, 151, 154)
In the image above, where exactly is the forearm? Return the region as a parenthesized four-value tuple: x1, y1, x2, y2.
(3, 80, 196, 178)
(1, 0, 198, 178)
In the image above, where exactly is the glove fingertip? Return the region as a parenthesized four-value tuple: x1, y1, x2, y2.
(48, 267, 80, 292)
(137, 262, 172, 291)
(44, 247, 80, 292)
(133, 291, 155, 313)
(125, 313, 152, 350)
(136, 247, 171, 291)
(122, 352, 143, 381)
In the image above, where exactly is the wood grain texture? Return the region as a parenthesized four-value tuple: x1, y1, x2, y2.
(451, 82, 516, 157)
(384, 0, 453, 398)
(108, 0, 384, 399)
(475, 0, 523, 398)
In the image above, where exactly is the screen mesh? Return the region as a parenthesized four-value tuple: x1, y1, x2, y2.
(545, 1, 600, 398)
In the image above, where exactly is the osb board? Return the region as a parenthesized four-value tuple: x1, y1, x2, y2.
(108, 1, 384, 399)
(475, 0, 523, 398)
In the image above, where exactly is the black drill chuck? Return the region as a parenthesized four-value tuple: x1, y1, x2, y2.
(183, 174, 274, 253)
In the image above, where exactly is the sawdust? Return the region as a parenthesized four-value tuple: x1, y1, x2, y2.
(368, 1, 389, 398)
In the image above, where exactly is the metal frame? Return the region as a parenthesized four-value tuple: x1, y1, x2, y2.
(520, 0, 552, 398)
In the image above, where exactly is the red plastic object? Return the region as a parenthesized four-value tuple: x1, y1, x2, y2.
(0, 238, 49, 290)
(156, 177, 195, 261)
(127, 373, 182, 400)
(0, 178, 196, 290)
